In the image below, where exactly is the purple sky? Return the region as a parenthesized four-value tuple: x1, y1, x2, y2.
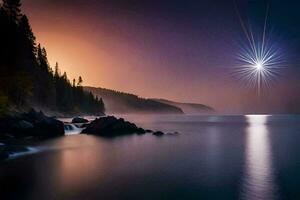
(21, 0, 300, 113)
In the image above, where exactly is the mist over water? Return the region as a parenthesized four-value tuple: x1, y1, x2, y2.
(1, 114, 300, 199)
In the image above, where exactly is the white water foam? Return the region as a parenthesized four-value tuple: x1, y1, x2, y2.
(64, 124, 83, 135)
(9, 147, 41, 160)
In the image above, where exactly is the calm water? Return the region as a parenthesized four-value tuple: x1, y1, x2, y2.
(1, 115, 300, 200)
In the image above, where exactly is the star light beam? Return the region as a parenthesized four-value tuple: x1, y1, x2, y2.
(233, 2, 285, 95)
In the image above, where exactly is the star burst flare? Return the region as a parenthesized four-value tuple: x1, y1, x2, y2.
(233, 2, 286, 95)
(235, 40, 285, 94)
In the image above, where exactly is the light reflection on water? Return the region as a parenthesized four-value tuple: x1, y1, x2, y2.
(55, 136, 105, 191)
(241, 115, 277, 200)
(1, 115, 300, 200)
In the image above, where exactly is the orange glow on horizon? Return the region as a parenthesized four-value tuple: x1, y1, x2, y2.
(21, 0, 298, 113)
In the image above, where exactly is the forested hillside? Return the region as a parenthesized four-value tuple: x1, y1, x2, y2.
(0, 0, 104, 116)
(152, 99, 214, 114)
(84, 87, 184, 114)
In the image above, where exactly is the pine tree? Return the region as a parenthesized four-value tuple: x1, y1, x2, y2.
(37, 44, 50, 72)
(2, 0, 21, 22)
(42, 47, 50, 70)
(54, 62, 60, 78)
(77, 76, 83, 87)
(99, 98, 105, 112)
(37, 44, 42, 65)
(18, 15, 36, 56)
(0, 1, 105, 115)
(63, 72, 67, 80)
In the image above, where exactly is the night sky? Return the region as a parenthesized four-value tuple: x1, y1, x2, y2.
(21, 0, 300, 113)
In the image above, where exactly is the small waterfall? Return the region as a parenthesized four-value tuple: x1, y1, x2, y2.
(64, 124, 83, 135)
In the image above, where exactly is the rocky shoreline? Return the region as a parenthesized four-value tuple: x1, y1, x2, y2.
(82, 116, 149, 136)
(0, 109, 64, 138)
(0, 110, 178, 161)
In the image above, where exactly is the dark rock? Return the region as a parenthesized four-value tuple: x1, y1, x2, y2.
(16, 120, 34, 130)
(11, 120, 34, 135)
(0, 134, 15, 141)
(82, 116, 146, 136)
(136, 128, 146, 135)
(0, 151, 9, 161)
(72, 117, 89, 123)
(4, 145, 29, 154)
(21, 109, 47, 123)
(80, 123, 89, 128)
(74, 124, 81, 128)
(0, 144, 30, 161)
(166, 132, 180, 136)
(0, 109, 64, 138)
(145, 129, 153, 133)
(153, 131, 164, 136)
(33, 118, 64, 138)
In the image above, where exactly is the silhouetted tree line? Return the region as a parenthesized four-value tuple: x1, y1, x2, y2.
(0, 0, 104, 115)
(85, 87, 183, 114)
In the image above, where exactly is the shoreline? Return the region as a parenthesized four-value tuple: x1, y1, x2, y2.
(0, 136, 41, 161)
(0, 111, 177, 162)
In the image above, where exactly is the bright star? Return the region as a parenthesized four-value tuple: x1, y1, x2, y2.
(233, 2, 285, 95)
(254, 62, 263, 70)
(234, 39, 285, 95)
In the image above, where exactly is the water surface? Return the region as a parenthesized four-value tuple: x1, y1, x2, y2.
(1, 115, 300, 200)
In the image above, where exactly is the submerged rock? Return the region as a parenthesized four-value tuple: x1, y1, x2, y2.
(71, 117, 89, 123)
(152, 131, 165, 136)
(166, 132, 180, 136)
(153, 131, 180, 136)
(82, 116, 146, 136)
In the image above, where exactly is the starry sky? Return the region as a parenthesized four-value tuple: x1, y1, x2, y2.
(20, 0, 300, 113)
